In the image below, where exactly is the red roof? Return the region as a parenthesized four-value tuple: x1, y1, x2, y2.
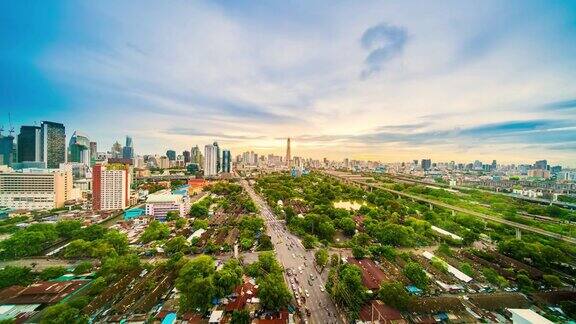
(348, 258, 386, 290)
(257, 309, 289, 324)
(226, 281, 258, 312)
(0, 280, 88, 305)
(359, 300, 406, 323)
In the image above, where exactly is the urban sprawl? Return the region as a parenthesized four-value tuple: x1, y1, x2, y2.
(0, 121, 575, 324)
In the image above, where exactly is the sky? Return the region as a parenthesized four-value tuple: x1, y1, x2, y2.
(1, 0, 576, 166)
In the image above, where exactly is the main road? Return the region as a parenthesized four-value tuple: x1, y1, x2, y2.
(240, 179, 343, 324)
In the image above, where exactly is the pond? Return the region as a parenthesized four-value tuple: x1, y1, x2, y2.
(333, 200, 366, 211)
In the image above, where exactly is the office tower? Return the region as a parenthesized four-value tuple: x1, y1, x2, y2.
(534, 160, 548, 170)
(191, 145, 202, 165)
(111, 141, 123, 158)
(222, 149, 231, 173)
(166, 150, 176, 161)
(491, 160, 497, 171)
(122, 136, 134, 159)
(40, 121, 66, 168)
(421, 159, 431, 171)
(68, 131, 91, 164)
(90, 142, 98, 160)
(286, 138, 291, 167)
(0, 135, 14, 166)
(17, 126, 41, 163)
(213, 142, 220, 172)
(92, 162, 132, 211)
(204, 144, 218, 176)
(183, 150, 191, 163)
(0, 169, 72, 210)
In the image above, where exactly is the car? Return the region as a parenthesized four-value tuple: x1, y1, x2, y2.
(309, 274, 314, 280)
(320, 286, 325, 292)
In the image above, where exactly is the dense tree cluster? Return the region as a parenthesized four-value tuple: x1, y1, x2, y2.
(176, 255, 243, 312)
(140, 220, 170, 243)
(326, 263, 367, 319)
(244, 252, 291, 311)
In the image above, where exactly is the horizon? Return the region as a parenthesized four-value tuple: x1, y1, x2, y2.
(2, 1, 576, 165)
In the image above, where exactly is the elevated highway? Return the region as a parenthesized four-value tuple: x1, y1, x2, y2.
(323, 171, 576, 244)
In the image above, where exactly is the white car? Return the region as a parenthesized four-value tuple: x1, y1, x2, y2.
(320, 286, 325, 292)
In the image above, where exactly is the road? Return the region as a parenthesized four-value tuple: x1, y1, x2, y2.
(325, 170, 576, 244)
(241, 179, 343, 324)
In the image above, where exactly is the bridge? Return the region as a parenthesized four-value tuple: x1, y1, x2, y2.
(323, 170, 576, 244)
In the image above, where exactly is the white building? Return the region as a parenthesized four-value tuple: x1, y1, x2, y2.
(508, 309, 553, 324)
(0, 168, 73, 210)
(145, 190, 189, 220)
(92, 163, 132, 211)
(204, 144, 218, 177)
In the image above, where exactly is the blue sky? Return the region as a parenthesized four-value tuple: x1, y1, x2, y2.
(1, 1, 576, 165)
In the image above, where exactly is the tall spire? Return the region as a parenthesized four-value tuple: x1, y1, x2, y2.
(286, 137, 291, 167)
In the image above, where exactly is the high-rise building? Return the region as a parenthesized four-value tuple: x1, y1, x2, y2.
(0, 169, 72, 210)
(166, 150, 176, 161)
(68, 131, 91, 164)
(40, 121, 66, 168)
(92, 162, 132, 211)
(204, 144, 218, 177)
(0, 135, 15, 166)
(183, 150, 191, 163)
(222, 149, 231, 173)
(89, 142, 98, 163)
(421, 159, 432, 171)
(213, 142, 220, 172)
(534, 160, 548, 170)
(286, 138, 291, 167)
(491, 160, 497, 171)
(17, 126, 41, 163)
(111, 141, 123, 158)
(122, 136, 134, 160)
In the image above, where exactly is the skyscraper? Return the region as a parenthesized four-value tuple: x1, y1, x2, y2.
(183, 150, 191, 163)
(166, 150, 176, 161)
(222, 149, 231, 173)
(89, 142, 98, 162)
(286, 138, 291, 167)
(191, 145, 203, 167)
(17, 126, 41, 163)
(123, 136, 134, 159)
(534, 160, 548, 170)
(213, 141, 220, 172)
(421, 159, 432, 171)
(40, 121, 66, 168)
(204, 144, 218, 176)
(68, 131, 91, 164)
(0, 135, 14, 166)
(110, 141, 122, 158)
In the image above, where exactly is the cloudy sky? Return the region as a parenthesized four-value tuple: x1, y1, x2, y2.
(2, 1, 576, 165)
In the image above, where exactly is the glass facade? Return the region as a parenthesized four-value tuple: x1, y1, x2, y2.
(41, 121, 66, 168)
(17, 126, 41, 163)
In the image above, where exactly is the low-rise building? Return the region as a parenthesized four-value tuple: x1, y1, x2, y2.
(146, 190, 189, 220)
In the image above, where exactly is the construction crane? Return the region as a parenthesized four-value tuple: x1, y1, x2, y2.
(8, 113, 14, 137)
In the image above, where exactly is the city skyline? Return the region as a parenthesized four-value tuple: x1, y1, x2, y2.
(3, 1, 576, 164)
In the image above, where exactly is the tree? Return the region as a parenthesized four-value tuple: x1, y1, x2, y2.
(165, 236, 190, 255)
(76, 225, 106, 241)
(459, 263, 473, 277)
(175, 218, 187, 229)
(214, 260, 243, 296)
(40, 266, 67, 281)
(177, 256, 217, 312)
(231, 310, 250, 324)
(315, 248, 329, 269)
(351, 245, 367, 259)
(339, 217, 357, 236)
(379, 282, 412, 311)
(73, 262, 93, 275)
(88, 277, 107, 296)
(258, 273, 292, 310)
(166, 211, 181, 222)
(516, 274, 533, 292)
(56, 220, 82, 239)
(140, 220, 170, 243)
(0, 266, 33, 289)
(403, 262, 428, 289)
(330, 254, 341, 267)
(327, 264, 366, 318)
(99, 254, 141, 278)
(437, 243, 452, 256)
(103, 230, 129, 255)
(543, 274, 562, 288)
(64, 239, 92, 258)
(41, 303, 87, 324)
(257, 235, 273, 251)
(302, 234, 315, 249)
(192, 219, 209, 231)
(482, 268, 508, 288)
(190, 204, 208, 218)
